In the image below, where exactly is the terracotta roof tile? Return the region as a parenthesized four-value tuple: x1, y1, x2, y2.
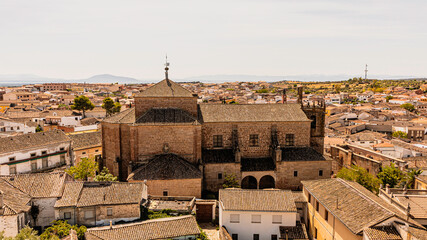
(69, 131, 102, 150)
(135, 79, 194, 98)
(364, 226, 402, 240)
(0, 178, 31, 216)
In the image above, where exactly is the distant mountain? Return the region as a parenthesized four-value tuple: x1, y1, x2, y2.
(79, 74, 141, 84)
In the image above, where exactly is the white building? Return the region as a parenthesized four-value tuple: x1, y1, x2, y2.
(0, 118, 37, 137)
(0, 130, 72, 175)
(219, 189, 308, 240)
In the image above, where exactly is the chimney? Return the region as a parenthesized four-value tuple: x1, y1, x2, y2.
(110, 220, 113, 229)
(282, 89, 287, 104)
(297, 86, 303, 105)
(386, 184, 390, 194)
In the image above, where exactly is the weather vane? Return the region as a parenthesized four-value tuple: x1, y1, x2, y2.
(165, 54, 170, 80)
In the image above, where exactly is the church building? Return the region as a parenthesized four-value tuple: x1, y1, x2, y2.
(101, 64, 331, 198)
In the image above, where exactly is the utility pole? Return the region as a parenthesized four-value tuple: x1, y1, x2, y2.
(364, 64, 368, 81)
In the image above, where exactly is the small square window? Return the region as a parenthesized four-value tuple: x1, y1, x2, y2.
(42, 151, 47, 155)
(60, 147, 65, 151)
(319, 170, 323, 176)
(82, 152, 86, 155)
(251, 214, 261, 223)
(95, 149, 99, 152)
(230, 214, 240, 223)
(9, 157, 15, 162)
(30, 153, 36, 157)
(218, 173, 223, 180)
(294, 171, 298, 177)
(163, 191, 168, 196)
(249, 134, 259, 147)
(253, 234, 259, 240)
(232, 234, 238, 240)
(107, 208, 113, 216)
(213, 135, 223, 148)
(64, 212, 71, 219)
(271, 235, 278, 240)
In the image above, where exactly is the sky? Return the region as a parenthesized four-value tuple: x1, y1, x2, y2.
(0, 0, 426, 81)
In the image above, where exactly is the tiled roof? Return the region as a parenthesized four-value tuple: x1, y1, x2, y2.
(241, 157, 275, 171)
(395, 196, 427, 219)
(135, 79, 194, 98)
(281, 147, 326, 161)
(0, 172, 70, 198)
(69, 131, 102, 150)
(408, 226, 427, 239)
(202, 149, 235, 164)
(102, 108, 135, 124)
(55, 182, 146, 208)
(199, 104, 310, 123)
(279, 222, 309, 240)
(0, 178, 31, 216)
(136, 108, 198, 124)
(85, 215, 201, 240)
(292, 191, 307, 203)
(0, 130, 71, 154)
(364, 226, 402, 240)
(302, 178, 421, 235)
(81, 117, 100, 126)
(219, 189, 296, 212)
(127, 154, 202, 181)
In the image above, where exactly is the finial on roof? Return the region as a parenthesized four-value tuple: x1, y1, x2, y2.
(165, 54, 170, 80)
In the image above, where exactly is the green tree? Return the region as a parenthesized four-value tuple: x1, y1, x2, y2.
(102, 97, 121, 117)
(405, 169, 423, 189)
(14, 226, 40, 240)
(222, 173, 240, 189)
(385, 95, 393, 103)
(71, 95, 94, 118)
(66, 157, 98, 181)
(35, 125, 43, 132)
(392, 131, 407, 139)
(40, 220, 86, 240)
(377, 163, 405, 188)
(400, 103, 415, 112)
(94, 167, 118, 182)
(334, 84, 341, 93)
(337, 165, 381, 193)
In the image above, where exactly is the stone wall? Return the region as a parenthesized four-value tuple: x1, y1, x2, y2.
(130, 178, 202, 198)
(276, 160, 332, 190)
(202, 122, 311, 158)
(101, 123, 121, 178)
(0, 214, 21, 237)
(135, 97, 198, 119)
(71, 204, 140, 226)
(203, 163, 240, 192)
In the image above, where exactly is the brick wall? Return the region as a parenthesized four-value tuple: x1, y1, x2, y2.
(135, 97, 198, 119)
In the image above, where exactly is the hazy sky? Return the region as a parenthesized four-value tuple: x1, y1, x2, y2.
(0, 0, 426, 80)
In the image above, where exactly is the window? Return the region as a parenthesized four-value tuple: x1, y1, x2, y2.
(163, 191, 168, 196)
(60, 147, 65, 151)
(230, 214, 240, 223)
(30, 153, 36, 157)
(271, 235, 278, 240)
(294, 171, 298, 177)
(9, 157, 15, 162)
(60, 155, 66, 165)
(213, 135, 223, 148)
(95, 149, 99, 152)
(315, 227, 318, 238)
(42, 158, 48, 168)
(31, 161, 37, 171)
(82, 152, 86, 155)
(17, 127, 20, 130)
(272, 215, 282, 224)
(253, 234, 259, 240)
(218, 173, 223, 180)
(285, 134, 295, 146)
(42, 151, 47, 155)
(107, 208, 113, 216)
(249, 134, 259, 147)
(319, 170, 323, 176)
(9, 166, 16, 175)
(84, 210, 94, 219)
(325, 210, 329, 221)
(232, 234, 238, 240)
(308, 193, 311, 203)
(251, 214, 261, 223)
(316, 201, 319, 212)
(64, 212, 71, 219)
(10, 127, 13, 130)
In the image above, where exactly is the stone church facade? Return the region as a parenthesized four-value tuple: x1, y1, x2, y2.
(101, 69, 331, 197)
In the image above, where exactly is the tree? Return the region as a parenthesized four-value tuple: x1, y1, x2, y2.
(405, 169, 423, 189)
(35, 125, 43, 132)
(400, 103, 415, 112)
(66, 157, 98, 181)
(377, 163, 405, 188)
(222, 173, 240, 189)
(337, 165, 381, 193)
(71, 95, 94, 118)
(102, 97, 121, 117)
(13, 227, 39, 240)
(392, 131, 407, 139)
(385, 95, 393, 103)
(40, 220, 86, 240)
(334, 84, 341, 93)
(94, 167, 118, 182)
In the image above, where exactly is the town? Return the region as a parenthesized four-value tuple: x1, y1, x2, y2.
(1, 65, 427, 240)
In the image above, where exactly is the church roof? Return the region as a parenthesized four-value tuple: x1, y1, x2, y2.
(136, 108, 198, 124)
(103, 108, 135, 124)
(127, 153, 202, 181)
(135, 79, 194, 98)
(199, 104, 310, 123)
